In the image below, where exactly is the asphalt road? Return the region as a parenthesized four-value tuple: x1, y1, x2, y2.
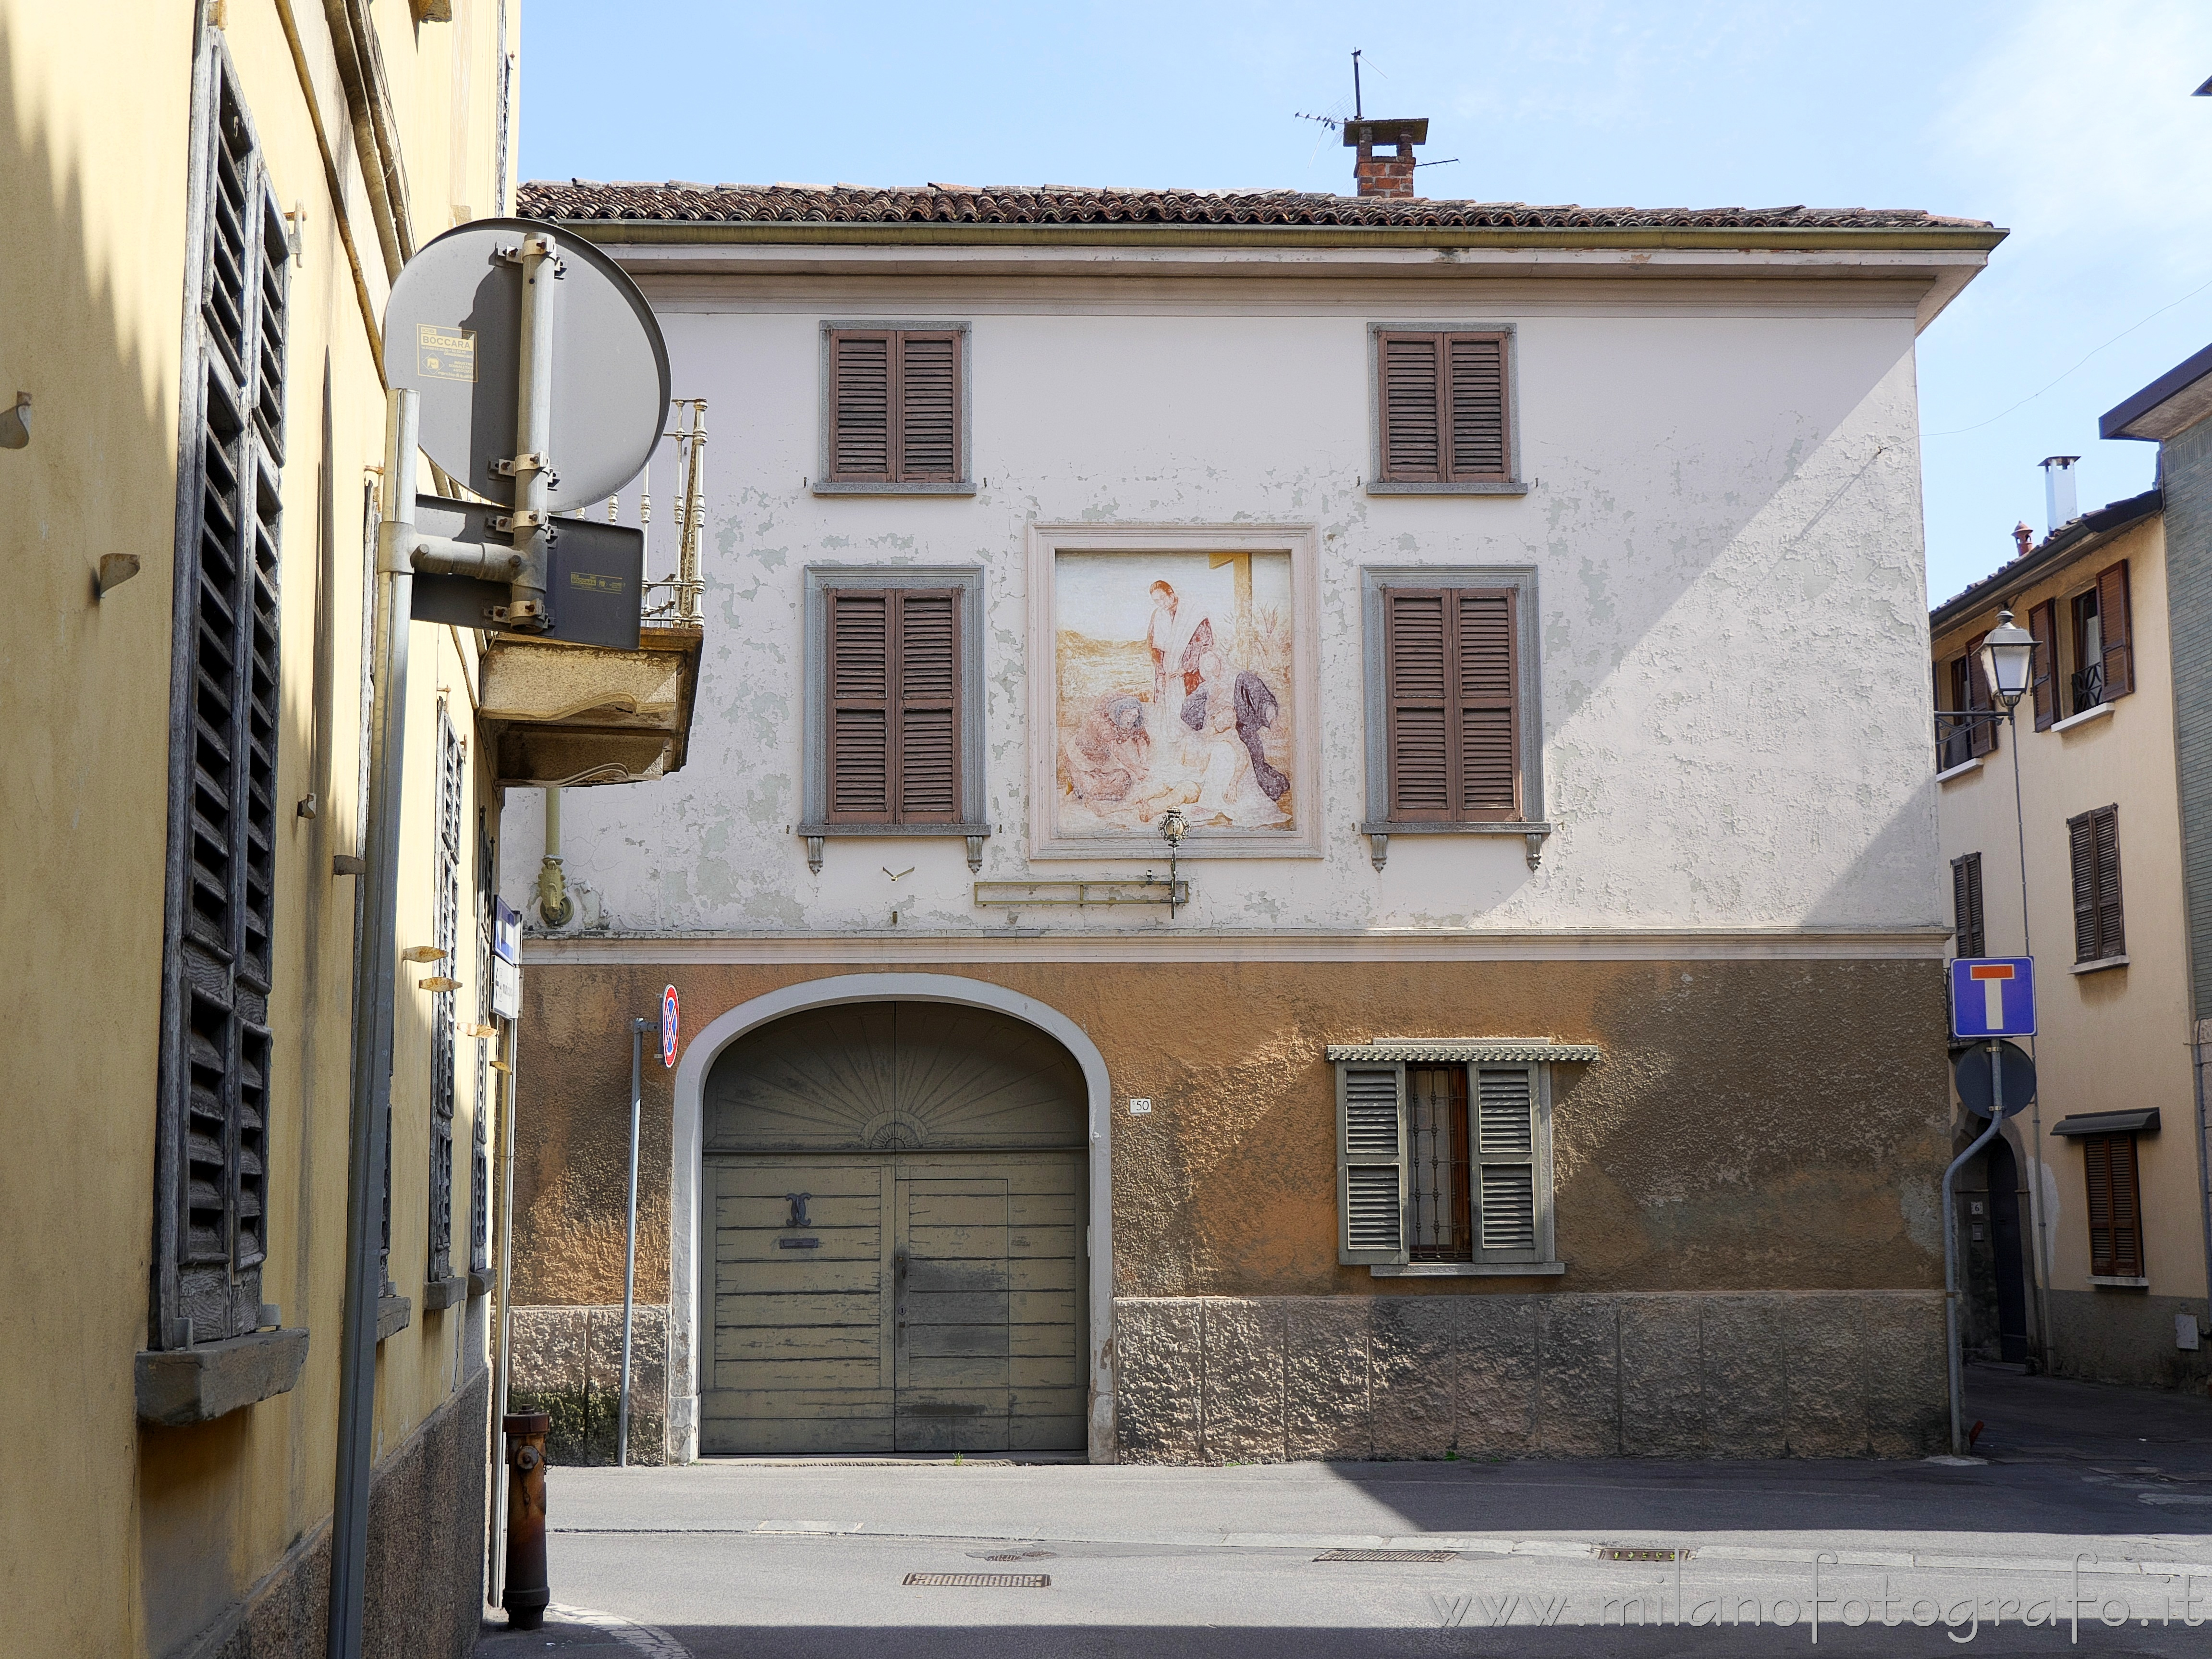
(475, 1365, 2212, 1658)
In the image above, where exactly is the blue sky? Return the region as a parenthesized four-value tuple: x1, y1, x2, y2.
(519, 0, 2212, 604)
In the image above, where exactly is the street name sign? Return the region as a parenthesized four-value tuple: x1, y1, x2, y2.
(1950, 956, 2036, 1040)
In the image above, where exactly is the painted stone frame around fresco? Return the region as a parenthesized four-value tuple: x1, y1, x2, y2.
(1025, 522, 1324, 859)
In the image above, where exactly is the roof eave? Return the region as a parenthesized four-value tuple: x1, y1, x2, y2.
(1929, 489, 2163, 636)
(2101, 339, 2212, 442)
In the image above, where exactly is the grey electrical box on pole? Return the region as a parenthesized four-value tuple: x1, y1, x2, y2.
(328, 219, 669, 1659)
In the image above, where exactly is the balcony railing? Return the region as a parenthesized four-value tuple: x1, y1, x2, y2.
(2070, 662, 2104, 717)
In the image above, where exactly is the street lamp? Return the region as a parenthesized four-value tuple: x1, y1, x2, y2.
(1157, 808, 1187, 917)
(1978, 610, 2037, 710)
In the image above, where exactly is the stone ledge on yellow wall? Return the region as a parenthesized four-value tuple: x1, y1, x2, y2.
(134, 1327, 309, 1426)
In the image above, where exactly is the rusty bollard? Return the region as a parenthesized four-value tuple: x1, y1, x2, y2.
(502, 1411, 552, 1630)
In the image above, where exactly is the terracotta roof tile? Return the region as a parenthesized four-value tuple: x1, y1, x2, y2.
(517, 180, 1991, 233)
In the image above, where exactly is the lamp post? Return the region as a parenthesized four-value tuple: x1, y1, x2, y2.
(1157, 808, 1188, 917)
(1937, 607, 2055, 1386)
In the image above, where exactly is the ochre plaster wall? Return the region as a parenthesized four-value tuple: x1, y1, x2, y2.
(511, 956, 1951, 1310)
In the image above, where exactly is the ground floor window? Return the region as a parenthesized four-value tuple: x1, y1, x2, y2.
(2082, 1131, 2145, 1279)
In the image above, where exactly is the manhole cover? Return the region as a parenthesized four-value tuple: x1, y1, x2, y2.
(1602, 1547, 1688, 1563)
(1313, 1549, 1459, 1563)
(972, 1550, 1057, 1562)
(904, 1572, 1051, 1588)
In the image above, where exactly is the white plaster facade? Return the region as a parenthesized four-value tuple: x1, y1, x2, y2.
(502, 252, 1984, 941)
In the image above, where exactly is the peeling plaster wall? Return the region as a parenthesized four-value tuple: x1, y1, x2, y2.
(501, 288, 1942, 938)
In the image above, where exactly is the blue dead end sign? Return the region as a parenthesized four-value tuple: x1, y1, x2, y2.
(1951, 956, 2036, 1040)
(660, 984, 679, 1069)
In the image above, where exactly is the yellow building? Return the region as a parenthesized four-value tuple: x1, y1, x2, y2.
(1931, 486, 2212, 1390)
(2, 3, 532, 1653)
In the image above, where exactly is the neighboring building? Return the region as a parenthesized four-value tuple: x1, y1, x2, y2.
(497, 141, 2001, 1464)
(1930, 485, 2212, 1391)
(1, 5, 684, 1654)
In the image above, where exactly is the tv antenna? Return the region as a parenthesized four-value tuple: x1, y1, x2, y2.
(1293, 48, 1364, 132)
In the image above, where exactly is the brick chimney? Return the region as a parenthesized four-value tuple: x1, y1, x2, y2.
(1344, 117, 1428, 198)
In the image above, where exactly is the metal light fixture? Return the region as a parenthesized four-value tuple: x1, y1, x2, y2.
(1157, 808, 1188, 917)
(1978, 609, 2038, 710)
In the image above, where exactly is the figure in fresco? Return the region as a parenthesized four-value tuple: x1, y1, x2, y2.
(1061, 692, 1151, 804)
(1145, 581, 1215, 708)
(1135, 650, 1287, 828)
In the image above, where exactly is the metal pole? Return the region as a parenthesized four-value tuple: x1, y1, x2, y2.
(328, 387, 419, 1659)
(618, 1017, 646, 1466)
(488, 1014, 519, 1605)
(502, 232, 560, 627)
(2007, 706, 2055, 1373)
(1945, 1041, 2007, 1455)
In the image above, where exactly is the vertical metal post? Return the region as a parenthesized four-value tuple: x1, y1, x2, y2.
(2006, 705, 2055, 1372)
(1944, 1041, 2006, 1456)
(488, 1015, 519, 1605)
(503, 232, 559, 627)
(618, 1016, 645, 1466)
(328, 387, 419, 1659)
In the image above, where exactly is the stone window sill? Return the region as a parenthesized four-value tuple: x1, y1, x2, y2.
(377, 1293, 411, 1343)
(1360, 821, 1552, 872)
(799, 823, 990, 875)
(809, 480, 977, 497)
(2070, 954, 2128, 976)
(1369, 1261, 1566, 1278)
(469, 1268, 493, 1299)
(1935, 759, 1982, 785)
(1364, 479, 1532, 496)
(422, 1275, 467, 1313)
(2053, 701, 2114, 735)
(2089, 1275, 2151, 1289)
(135, 1327, 309, 1426)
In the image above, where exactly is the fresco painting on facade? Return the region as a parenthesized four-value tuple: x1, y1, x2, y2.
(1054, 548, 1297, 839)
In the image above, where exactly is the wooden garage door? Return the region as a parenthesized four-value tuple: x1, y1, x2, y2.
(700, 1003, 1088, 1456)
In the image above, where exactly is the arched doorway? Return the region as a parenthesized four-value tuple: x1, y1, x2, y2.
(698, 1000, 1089, 1455)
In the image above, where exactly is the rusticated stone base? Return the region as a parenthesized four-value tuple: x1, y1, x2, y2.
(1114, 1291, 1945, 1462)
(169, 1366, 490, 1659)
(506, 1303, 670, 1465)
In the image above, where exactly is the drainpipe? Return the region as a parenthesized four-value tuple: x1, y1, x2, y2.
(489, 1016, 520, 1603)
(537, 787, 572, 927)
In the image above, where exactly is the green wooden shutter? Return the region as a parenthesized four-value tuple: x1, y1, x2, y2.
(1337, 1063, 1408, 1265)
(1472, 1065, 1543, 1264)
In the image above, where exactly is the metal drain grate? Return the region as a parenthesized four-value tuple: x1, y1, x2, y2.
(1602, 1547, 1687, 1563)
(1313, 1548, 1460, 1563)
(904, 1572, 1051, 1588)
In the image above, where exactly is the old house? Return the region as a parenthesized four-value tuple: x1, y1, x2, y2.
(497, 131, 2001, 1464)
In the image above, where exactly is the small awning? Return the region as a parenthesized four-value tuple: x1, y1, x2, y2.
(2050, 1108, 2160, 1137)
(1324, 1038, 1602, 1065)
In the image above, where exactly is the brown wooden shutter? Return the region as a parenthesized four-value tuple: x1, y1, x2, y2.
(2093, 804, 2124, 958)
(1952, 852, 1984, 959)
(1446, 332, 1510, 480)
(2068, 810, 2097, 962)
(2097, 561, 2134, 698)
(1456, 590, 1519, 819)
(826, 590, 891, 820)
(894, 332, 960, 481)
(1964, 633, 1996, 758)
(1384, 590, 1450, 819)
(1378, 333, 1443, 482)
(828, 331, 892, 481)
(892, 589, 960, 822)
(2029, 600, 2057, 729)
(2084, 1134, 2145, 1278)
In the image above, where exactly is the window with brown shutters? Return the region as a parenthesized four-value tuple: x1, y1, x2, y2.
(1952, 852, 1985, 959)
(2081, 1132, 2145, 1278)
(1961, 635, 1997, 758)
(1383, 587, 1520, 822)
(2067, 803, 2125, 964)
(154, 40, 290, 1351)
(825, 588, 962, 823)
(1376, 331, 1512, 484)
(824, 327, 966, 486)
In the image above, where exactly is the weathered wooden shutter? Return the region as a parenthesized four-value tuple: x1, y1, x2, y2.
(2029, 601, 2057, 729)
(2083, 1133, 2144, 1278)
(1384, 590, 1450, 820)
(1964, 633, 1996, 758)
(1337, 1063, 1408, 1265)
(895, 332, 961, 480)
(1472, 1065, 1542, 1262)
(827, 590, 892, 819)
(828, 331, 892, 481)
(2096, 561, 2134, 699)
(1457, 590, 1519, 819)
(2093, 804, 2124, 959)
(1378, 333, 1443, 481)
(826, 588, 961, 823)
(892, 589, 961, 821)
(1952, 852, 1985, 959)
(155, 44, 289, 1348)
(428, 706, 463, 1284)
(1384, 588, 1519, 822)
(1446, 332, 1510, 480)
(2068, 811, 2097, 962)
